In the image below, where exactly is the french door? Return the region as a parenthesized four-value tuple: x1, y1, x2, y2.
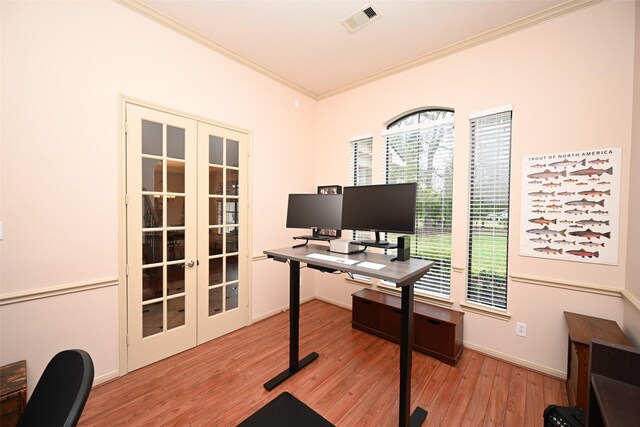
(196, 122, 249, 341)
(125, 103, 249, 371)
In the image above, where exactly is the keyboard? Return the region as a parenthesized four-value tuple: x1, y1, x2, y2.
(306, 253, 359, 265)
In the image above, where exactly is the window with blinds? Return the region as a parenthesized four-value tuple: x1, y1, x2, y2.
(383, 110, 455, 298)
(466, 108, 512, 310)
(351, 136, 372, 187)
(350, 136, 373, 282)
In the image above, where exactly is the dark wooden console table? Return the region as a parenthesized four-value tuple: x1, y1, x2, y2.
(264, 244, 433, 427)
(563, 312, 630, 409)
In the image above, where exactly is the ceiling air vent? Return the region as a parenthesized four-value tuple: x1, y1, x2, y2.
(342, 3, 381, 32)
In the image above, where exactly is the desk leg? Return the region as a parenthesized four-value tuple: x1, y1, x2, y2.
(400, 283, 428, 427)
(264, 260, 319, 390)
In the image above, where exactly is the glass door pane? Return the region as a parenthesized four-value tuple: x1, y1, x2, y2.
(139, 121, 188, 337)
(206, 137, 240, 318)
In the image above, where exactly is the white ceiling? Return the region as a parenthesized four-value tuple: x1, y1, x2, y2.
(128, 0, 599, 99)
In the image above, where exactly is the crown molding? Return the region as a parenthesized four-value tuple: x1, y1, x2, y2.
(115, 0, 602, 101)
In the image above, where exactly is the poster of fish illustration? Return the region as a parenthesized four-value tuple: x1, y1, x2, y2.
(520, 148, 621, 265)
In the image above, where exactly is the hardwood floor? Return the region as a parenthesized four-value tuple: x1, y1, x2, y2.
(79, 300, 567, 426)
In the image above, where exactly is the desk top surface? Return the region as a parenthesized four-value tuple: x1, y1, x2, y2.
(264, 244, 433, 286)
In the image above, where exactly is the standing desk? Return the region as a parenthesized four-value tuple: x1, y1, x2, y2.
(263, 243, 434, 427)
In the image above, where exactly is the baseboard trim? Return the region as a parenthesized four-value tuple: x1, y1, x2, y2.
(0, 277, 119, 306)
(462, 341, 566, 380)
(93, 369, 120, 387)
(315, 295, 351, 310)
(251, 295, 316, 323)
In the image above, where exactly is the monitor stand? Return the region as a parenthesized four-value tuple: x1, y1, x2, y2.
(292, 229, 337, 248)
(355, 231, 399, 250)
(358, 231, 388, 246)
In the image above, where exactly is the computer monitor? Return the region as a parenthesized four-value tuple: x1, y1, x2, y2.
(286, 193, 343, 237)
(341, 183, 417, 245)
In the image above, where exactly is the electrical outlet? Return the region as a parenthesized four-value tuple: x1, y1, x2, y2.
(516, 322, 527, 337)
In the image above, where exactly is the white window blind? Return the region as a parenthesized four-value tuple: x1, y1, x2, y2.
(466, 109, 512, 310)
(351, 136, 372, 187)
(383, 112, 454, 297)
(350, 136, 373, 282)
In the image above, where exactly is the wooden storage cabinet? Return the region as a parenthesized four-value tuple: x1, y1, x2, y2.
(352, 288, 464, 366)
(564, 311, 631, 409)
(0, 360, 27, 427)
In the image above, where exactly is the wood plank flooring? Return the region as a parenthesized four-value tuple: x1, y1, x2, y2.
(79, 300, 567, 426)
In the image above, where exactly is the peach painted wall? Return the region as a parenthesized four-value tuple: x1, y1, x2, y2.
(623, 0, 640, 346)
(0, 0, 316, 388)
(314, 0, 636, 376)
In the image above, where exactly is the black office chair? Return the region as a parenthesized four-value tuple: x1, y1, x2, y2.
(17, 349, 94, 427)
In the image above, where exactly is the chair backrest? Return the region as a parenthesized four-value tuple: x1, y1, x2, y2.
(17, 349, 94, 427)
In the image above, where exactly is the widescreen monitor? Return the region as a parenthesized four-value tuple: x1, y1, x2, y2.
(286, 194, 343, 236)
(341, 183, 417, 245)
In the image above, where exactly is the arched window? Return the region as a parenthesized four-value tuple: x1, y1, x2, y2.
(383, 108, 455, 298)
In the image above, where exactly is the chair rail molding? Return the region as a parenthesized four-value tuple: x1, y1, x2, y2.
(0, 278, 119, 306)
(621, 289, 640, 313)
(510, 273, 640, 314)
(509, 273, 622, 297)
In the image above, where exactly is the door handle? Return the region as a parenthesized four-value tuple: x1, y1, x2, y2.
(183, 260, 195, 268)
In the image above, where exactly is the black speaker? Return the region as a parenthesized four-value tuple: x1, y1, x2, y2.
(396, 235, 411, 261)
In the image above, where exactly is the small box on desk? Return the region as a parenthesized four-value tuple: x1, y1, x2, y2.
(396, 235, 410, 261)
(329, 239, 362, 254)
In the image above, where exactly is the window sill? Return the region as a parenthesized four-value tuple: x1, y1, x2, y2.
(345, 276, 372, 286)
(377, 283, 454, 308)
(460, 301, 511, 321)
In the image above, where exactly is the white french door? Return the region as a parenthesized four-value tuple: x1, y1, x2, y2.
(196, 122, 249, 342)
(125, 103, 249, 371)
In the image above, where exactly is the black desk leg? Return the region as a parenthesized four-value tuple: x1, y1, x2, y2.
(264, 260, 319, 391)
(400, 283, 428, 427)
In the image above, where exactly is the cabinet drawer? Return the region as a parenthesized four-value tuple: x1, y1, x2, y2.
(379, 305, 402, 341)
(415, 316, 454, 356)
(352, 297, 379, 330)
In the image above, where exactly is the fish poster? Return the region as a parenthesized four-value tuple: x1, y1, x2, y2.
(520, 148, 621, 265)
